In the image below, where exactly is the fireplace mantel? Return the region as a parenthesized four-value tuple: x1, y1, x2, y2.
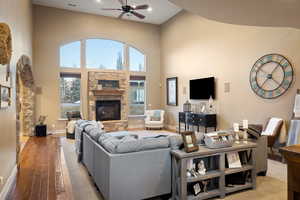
(92, 89, 125, 96)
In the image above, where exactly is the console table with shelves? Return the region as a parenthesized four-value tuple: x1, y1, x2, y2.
(171, 142, 257, 200)
(179, 112, 217, 133)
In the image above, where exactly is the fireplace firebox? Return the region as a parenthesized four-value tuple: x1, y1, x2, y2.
(96, 100, 121, 121)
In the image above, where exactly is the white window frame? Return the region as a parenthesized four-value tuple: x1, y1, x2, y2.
(59, 73, 82, 119)
(128, 77, 146, 117)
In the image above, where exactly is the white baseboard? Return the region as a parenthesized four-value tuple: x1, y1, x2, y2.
(0, 165, 17, 200)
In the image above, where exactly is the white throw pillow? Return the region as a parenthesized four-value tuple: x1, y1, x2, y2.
(262, 118, 283, 136)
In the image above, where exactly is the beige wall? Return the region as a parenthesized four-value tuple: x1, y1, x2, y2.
(33, 5, 161, 130)
(161, 11, 300, 130)
(0, 0, 32, 193)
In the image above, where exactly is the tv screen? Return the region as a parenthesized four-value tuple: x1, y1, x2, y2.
(190, 77, 215, 100)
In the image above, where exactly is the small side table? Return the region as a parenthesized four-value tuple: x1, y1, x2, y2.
(35, 125, 47, 137)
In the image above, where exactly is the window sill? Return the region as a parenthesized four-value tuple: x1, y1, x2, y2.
(128, 115, 146, 119)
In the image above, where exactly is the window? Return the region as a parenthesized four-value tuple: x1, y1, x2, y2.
(60, 73, 81, 118)
(60, 41, 81, 68)
(129, 76, 145, 115)
(129, 47, 145, 72)
(86, 39, 124, 70)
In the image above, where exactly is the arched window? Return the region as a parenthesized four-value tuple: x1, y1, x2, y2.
(59, 39, 147, 117)
(129, 47, 146, 72)
(86, 39, 124, 70)
(60, 41, 81, 68)
(59, 39, 146, 71)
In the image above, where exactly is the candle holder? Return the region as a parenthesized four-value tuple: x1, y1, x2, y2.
(233, 123, 240, 144)
(242, 120, 249, 144)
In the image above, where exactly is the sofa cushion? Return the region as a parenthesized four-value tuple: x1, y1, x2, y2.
(99, 133, 170, 154)
(88, 127, 105, 141)
(115, 137, 169, 153)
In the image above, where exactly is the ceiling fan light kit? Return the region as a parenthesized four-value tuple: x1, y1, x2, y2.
(102, 0, 150, 19)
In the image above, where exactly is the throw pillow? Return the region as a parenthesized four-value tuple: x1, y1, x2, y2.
(151, 110, 161, 121)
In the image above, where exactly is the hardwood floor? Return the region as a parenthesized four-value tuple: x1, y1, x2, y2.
(7, 136, 73, 200)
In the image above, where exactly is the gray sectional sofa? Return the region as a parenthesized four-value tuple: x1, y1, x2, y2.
(75, 120, 268, 200)
(83, 133, 171, 200)
(75, 120, 174, 200)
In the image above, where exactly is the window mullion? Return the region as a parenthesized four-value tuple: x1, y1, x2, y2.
(81, 40, 86, 69)
(124, 44, 129, 71)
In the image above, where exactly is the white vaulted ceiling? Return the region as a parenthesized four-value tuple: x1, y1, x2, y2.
(169, 0, 300, 29)
(32, 0, 181, 24)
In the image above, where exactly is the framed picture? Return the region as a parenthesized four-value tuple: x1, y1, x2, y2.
(181, 131, 199, 153)
(0, 85, 11, 108)
(167, 77, 178, 106)
(226, 152, 242, 168)
(0, 64, 10, 87)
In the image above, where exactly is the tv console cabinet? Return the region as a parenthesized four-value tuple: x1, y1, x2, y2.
(179, 112, 217, 133)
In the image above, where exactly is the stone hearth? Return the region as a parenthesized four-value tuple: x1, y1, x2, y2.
(88, 71, 129, 131)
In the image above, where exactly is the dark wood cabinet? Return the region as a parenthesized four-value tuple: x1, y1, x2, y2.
(280, 145, 300, 200)
(35, 125, 47, 137)
(179, 112, 217, 133)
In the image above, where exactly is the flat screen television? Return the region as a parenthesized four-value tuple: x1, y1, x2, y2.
(190, 77, 215, 100)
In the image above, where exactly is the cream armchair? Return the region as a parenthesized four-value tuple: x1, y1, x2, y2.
(145, 110, 165, 130)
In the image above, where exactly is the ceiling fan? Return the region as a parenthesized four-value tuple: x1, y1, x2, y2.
(102, 0, 149, 19)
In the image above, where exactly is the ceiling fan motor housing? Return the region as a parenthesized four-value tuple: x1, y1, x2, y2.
(122, 5, 132, 12)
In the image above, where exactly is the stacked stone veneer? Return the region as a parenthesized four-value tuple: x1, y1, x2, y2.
(16, 56, 35, 137)
(16, 55, 35, 166)
(88, 71, 129, 131)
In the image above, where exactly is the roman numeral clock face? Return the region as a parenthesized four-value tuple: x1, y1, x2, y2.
(250, 54, 293, 99)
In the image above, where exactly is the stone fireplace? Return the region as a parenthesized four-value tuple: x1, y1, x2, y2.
(88, 71, 129, 131)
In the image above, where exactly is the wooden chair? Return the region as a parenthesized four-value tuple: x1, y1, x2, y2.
(263, 118, 284, 154)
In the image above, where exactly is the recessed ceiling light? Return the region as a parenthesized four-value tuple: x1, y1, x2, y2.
(95, 0, 101, 3)
(147, 7, 152, 12)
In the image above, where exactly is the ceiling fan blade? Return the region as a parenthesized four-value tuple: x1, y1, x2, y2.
(118, 12, 126, 19)
(134, 4, 149, 10)
(118, 0, 125, 6)
(130, 11, 145, 19)
(101, 8, 122, 11)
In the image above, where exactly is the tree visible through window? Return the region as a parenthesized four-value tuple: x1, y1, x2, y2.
(129, 76, 145, 115)
(60, 74, 81, 118)
(129, 47, 145, 72)
(59, 39, 147, 117)
(60, 41, 81, 68)
(86, 39, 124, 70)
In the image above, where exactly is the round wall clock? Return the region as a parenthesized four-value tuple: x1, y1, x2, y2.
(250, 54, 293, 99)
